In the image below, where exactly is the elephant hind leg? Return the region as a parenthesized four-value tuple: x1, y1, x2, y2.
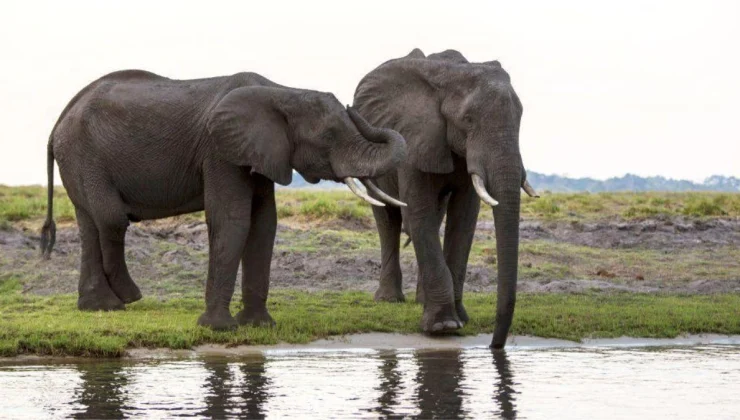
(76, 208, 125, 311)
(372, 204, 405, 302)
(89, 185, 141, 304)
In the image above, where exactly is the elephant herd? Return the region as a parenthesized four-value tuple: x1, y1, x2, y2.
(40, 48, 537, 349)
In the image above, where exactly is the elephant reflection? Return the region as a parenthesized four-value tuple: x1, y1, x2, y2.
(199, 356, 271, 418)
(71, 362, 130, 419)
(415, 349, 466, 419)
(373, 351, 404, 417)
(492, 350, 517, 420)
(373, 349, 517, 419)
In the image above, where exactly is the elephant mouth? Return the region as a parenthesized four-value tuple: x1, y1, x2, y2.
(298, 172, 322, 184)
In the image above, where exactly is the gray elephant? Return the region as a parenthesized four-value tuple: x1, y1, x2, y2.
(40, 70, 407, 330)
(353, 49, 538, 348)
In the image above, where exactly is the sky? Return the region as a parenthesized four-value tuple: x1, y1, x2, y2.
(1, 0, 738, 185)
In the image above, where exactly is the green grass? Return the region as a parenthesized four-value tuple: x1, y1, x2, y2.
(1, 277, 739, 357)
(3, 186, 738, 226)
(0, 185, 76, 224)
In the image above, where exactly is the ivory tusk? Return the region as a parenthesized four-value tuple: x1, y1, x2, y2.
(471, 174, 499, 207)
(522, 180, 540, 198)
(360, 179, 407, 207)
(344, 177, 385, 207)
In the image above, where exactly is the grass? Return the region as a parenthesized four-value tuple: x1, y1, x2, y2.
(3, 186, 739, 227)
(2, 186, 739, 358)
(470, 241, 740, 284)
(1, 279, 739, 357)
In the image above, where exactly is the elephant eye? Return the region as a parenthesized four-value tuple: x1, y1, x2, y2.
(322, 130, 335, 143)
(462, 114, 474, 125)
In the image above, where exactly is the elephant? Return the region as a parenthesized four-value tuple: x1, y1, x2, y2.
(39, 70, 407, 330)
(352, 49, 538, 348)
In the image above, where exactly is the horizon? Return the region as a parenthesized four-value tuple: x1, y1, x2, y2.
(1, 0, 738, 185)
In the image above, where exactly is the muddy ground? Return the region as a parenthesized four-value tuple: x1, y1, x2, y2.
(1, 216, 739, 298)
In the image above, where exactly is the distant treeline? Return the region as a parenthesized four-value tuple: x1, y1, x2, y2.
(285, 172, 740, 192)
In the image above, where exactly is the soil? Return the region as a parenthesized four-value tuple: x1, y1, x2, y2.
(1, 216, 739, 297)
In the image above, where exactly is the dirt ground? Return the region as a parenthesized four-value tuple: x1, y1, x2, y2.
(1, 216, 739, 298)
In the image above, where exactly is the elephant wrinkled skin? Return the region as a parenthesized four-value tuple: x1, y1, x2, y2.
(40, 70, 407, 330)
(353, 49, 538, 348)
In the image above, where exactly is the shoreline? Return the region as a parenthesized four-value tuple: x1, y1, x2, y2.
(2, 333, 739, 363)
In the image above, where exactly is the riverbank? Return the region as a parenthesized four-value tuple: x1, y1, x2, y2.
(1, 282, 739, 357)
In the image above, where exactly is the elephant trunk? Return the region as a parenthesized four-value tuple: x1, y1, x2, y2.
(336, 106, 407, 178)
(470, 153, 522, 349)
(490, 182, 521, 348)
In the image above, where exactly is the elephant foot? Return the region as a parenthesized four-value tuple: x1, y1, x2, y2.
(455, 299, 469, 324)
(77, 285, 125, 311)
(109, 275, 142, 304)
(198, 309, 238, 331)
(374, 283, 405, 303)
(421, 303, 463, 334)
(236, 306, 276, 327)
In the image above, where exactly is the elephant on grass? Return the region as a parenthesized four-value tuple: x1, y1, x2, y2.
(353, 49, 538, 347)
(40, 70, 407, 330)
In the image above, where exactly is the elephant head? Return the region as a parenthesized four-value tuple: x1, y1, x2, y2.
(207, 85, 407, 205)
(354, 49, 538, 348)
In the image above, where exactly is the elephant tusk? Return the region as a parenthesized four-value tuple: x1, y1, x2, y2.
(360, 179, 407, 207)
(344, 177, 385, 207)
(522, 180, 540, 198)
(471, 174, 499, 207)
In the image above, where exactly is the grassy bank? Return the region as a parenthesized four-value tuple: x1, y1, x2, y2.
(2, 185, 739, 228)
(1, 279, 739, 357)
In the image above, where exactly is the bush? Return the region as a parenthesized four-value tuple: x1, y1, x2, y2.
(682, 197, 728, 217)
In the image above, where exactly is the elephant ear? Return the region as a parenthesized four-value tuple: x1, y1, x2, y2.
(353, 55, 454, 174)
(207, 87, 293, 185)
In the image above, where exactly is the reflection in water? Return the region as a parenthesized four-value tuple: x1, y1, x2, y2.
(374, 351, 403, 418)
(200, 359, 233, 418)
(1, 345, 740, 418)
(200, 355, 271, 418)
(492, 350, 517, 420)
(416, 349, 465, 419)
(238, 355, 271, 419)
(71, 362, 129, 419)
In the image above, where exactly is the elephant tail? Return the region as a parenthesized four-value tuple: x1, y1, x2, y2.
(40, 137, 56, 259)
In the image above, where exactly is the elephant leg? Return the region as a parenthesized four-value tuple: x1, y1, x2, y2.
(372, 204, 404, 302)
(415, 192, 449, 305)
(76, 208, 125, 311)
(198, 161, 252, 330)
(95, 195, 142, 304)
(236, 175, 276, 327)
(405, 190, 461, 333)
(443, 187, 479, 324)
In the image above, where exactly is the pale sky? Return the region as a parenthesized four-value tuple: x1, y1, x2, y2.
(1, 0, 738, 185)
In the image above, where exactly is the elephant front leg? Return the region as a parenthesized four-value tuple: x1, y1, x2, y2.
(407, 205, 461, 333)
(443, 187, 480, 324)
(415, 192, 449, 305)
(236, 175, 277, 327)
(198, 162, 253, 330)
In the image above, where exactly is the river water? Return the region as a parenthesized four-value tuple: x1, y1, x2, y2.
(1, 344, 739, 419)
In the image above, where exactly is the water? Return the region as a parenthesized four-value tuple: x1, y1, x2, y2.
(1, 345, 739, 419)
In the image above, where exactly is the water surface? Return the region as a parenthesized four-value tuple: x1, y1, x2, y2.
(1, 345, 739, 419)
